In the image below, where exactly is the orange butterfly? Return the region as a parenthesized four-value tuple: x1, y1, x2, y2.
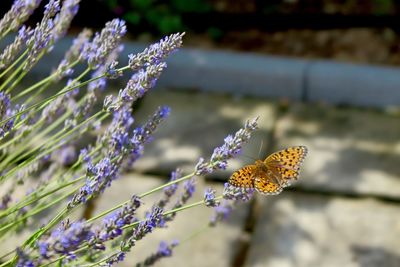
(228, 146, 308, 195)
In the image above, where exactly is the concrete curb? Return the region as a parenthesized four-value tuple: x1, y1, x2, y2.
(4, 36, 400, 107)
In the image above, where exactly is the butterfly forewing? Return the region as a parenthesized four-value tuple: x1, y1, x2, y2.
(228, 165, 256, 188)
(264, 146, 307, 186)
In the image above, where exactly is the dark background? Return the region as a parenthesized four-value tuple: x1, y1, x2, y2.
(2, 0, 400, 65)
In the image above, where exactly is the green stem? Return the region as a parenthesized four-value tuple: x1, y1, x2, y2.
(0, 175, 85, 220)
(0, 62, 23, 92)
(0, 50, 28, 79)
(0, 188, 77, 235)
(5, 70, 27, 94)
(0, 28, 11, 41)
(84, 198, 214, 267)
(87, 172, 196, 223)
(0, 112, 105, 183)
(0, 72, 104, 126)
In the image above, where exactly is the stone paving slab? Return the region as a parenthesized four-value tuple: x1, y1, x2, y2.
(155, 47, 306, 100)
(132, 89, 276, 180)
(274, 104, 400, 199)
(307, 61, 400, 107)
(244, 192, 400, 267)
(93, 173, 249, 267)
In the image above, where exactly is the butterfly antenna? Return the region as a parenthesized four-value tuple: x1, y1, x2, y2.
(258, 140, 264, 158)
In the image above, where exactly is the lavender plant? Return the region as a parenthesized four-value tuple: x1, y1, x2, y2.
(0, 1, 260, 266)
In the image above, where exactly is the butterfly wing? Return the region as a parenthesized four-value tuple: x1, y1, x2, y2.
(253, 169, 283, 195)
(264, 146, 308, 187)
(228, 164, 257, 188)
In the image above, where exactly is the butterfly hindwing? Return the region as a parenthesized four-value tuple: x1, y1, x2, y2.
(254, 170, 283, 195)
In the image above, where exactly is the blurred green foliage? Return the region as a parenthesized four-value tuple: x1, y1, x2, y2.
(371, 0, 394, 15)
(103, 0, 211, 35)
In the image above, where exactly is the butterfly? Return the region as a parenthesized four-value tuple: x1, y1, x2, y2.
(228, 146, 308, 195)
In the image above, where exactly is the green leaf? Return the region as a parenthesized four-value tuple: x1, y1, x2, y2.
(130, 0, 154, 10)
(124, 11, 141, 25)
(171, 0, 210, 12)
(157, 15, 183, 34)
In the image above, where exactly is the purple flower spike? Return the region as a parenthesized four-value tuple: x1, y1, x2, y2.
(209, 201, 234, 227)
(106, 252, 126, 266)
(82, 19, 126, 69)
(91, 195, 141, 250)
(68, 157, 118, 208)
(195, 117, 259, 175)
(164, 178, 196, 222)
(125, 106, 170, 167)
(137, 240, 179, 267)
(204, 188, 220, 207)
(55, 28, 92, 80)
(0, 92, 17, 138)
(16, 248, 36, 267)
(38, 220, 93, 260)
(104, 63, 167, 112)
(0, 25, 33, 70)
(52, 0, 80, 41)
(128, 33, 184, 70)
(156, 169, 182, 208)
(222, 182, 254, 202)
(0, 0, 42, 37)
(123, 206, 164, 251)
(24, 0, 61, 71)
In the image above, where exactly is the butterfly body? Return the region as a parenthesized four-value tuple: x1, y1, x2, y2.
(228, 146, 308, 195)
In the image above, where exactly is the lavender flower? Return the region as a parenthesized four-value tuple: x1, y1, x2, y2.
(56, 145, 76, 166)
(136, 240, 179, 267)
(209, 183, 255, 227)
(70, 105, 169, 209)
(81, 19, 126, 69)
(55, 28, 92, 80)
(16, 248, 36, 267)
(52, 0, 80, 41)
(38, 220, 93, 260)
(209, 200, 234, 227)
(195, 117, 259, 175)
(0, 26, 32, 70)
(24, 0, 61, 71)
(88, 44, 124, 92)
(41, 81, 77, 124)
(123, 206, 164, 251)
(68, 90, 97, 128)
(97, 105, 134, 158)
(0, 0, 42, 37)
(68, 157, 118, 208)
(106, 252, 126, 266)
(0, 92, 16, 138)
(222, 182, 254, 202)
(91, 195, 141, 250)
(125, 106, 170, 167)
(128, 33, 184, 70)
(204, 188, 220, 207)
(156, 169, 181, 208)
(104, 62, 167, 112)
(164, 178, 196, 222)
